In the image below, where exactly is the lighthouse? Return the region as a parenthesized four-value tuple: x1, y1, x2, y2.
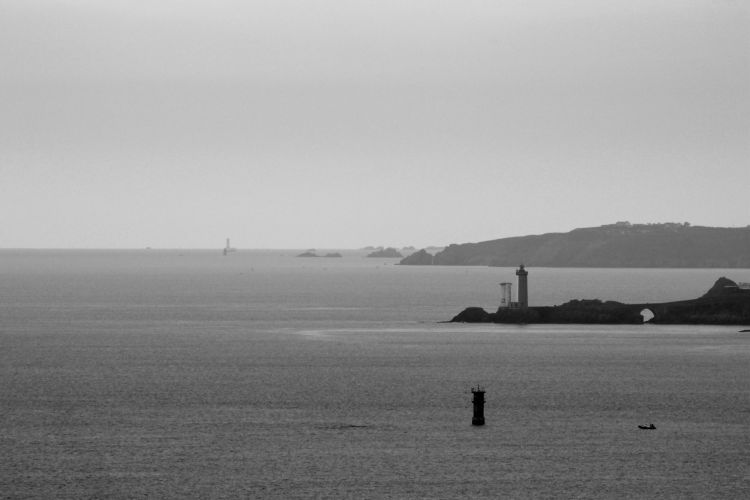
(471, 386, 485, 426)
(223, 238, 236, 256)
(516, 264, 528, 309)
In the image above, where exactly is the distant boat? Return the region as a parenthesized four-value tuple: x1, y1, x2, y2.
(638, 424, 656, 430)
(223, 238, 237, 256)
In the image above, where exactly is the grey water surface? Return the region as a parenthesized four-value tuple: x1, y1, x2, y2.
(2, 250, 749, 498)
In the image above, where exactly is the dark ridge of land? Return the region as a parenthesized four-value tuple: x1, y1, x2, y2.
(451, 277, 750, 325)
(400, 222, 750, 267)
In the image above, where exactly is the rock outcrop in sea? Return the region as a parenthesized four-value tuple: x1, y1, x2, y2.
(366, 247, 403, 258)
(297, 251, 343, 258)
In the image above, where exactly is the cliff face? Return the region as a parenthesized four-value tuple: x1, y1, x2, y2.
(402, 223, 750, 268)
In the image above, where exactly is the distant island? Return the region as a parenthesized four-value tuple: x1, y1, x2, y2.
(366, 247, 403, 258)
(296, 251, 342, 258)
(452, 276, 750, 325)
(400, 222, 750, 267)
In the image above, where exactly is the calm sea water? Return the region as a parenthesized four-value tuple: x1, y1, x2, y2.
(2, 250, 749, 498)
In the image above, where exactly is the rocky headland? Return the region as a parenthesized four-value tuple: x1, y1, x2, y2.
(451, 277, 750, 325)
(400, 248, 434, 265)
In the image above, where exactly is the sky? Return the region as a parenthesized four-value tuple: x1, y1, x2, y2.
(1, 0, 748, 249)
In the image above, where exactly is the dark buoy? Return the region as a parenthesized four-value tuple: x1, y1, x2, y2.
(471, 386, 485, 426)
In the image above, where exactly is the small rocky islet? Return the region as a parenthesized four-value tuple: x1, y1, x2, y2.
(366, 247, 403, 258)
(296, 251, 342, 258)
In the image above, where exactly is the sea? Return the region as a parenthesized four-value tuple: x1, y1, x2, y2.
(2, 249, 749, 499)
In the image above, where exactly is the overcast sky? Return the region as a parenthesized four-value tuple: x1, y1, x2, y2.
(1, 0, 748, 248)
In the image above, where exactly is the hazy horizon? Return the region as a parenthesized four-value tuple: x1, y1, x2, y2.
(2, 220, 749, 251)
(2, 1, 748, 248)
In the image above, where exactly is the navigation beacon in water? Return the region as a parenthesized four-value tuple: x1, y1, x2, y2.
(471, 386, 485, 426)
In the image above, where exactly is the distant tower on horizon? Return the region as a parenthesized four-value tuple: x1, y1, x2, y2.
(223, 238, 236, 256)
(516, 264, 528, 308)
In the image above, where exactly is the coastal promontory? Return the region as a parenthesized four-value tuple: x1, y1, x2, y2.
(451, 277, 750, 325)
(399, 249, 434, 265)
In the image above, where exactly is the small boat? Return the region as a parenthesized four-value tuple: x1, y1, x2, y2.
(638, 424, 656, 430)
